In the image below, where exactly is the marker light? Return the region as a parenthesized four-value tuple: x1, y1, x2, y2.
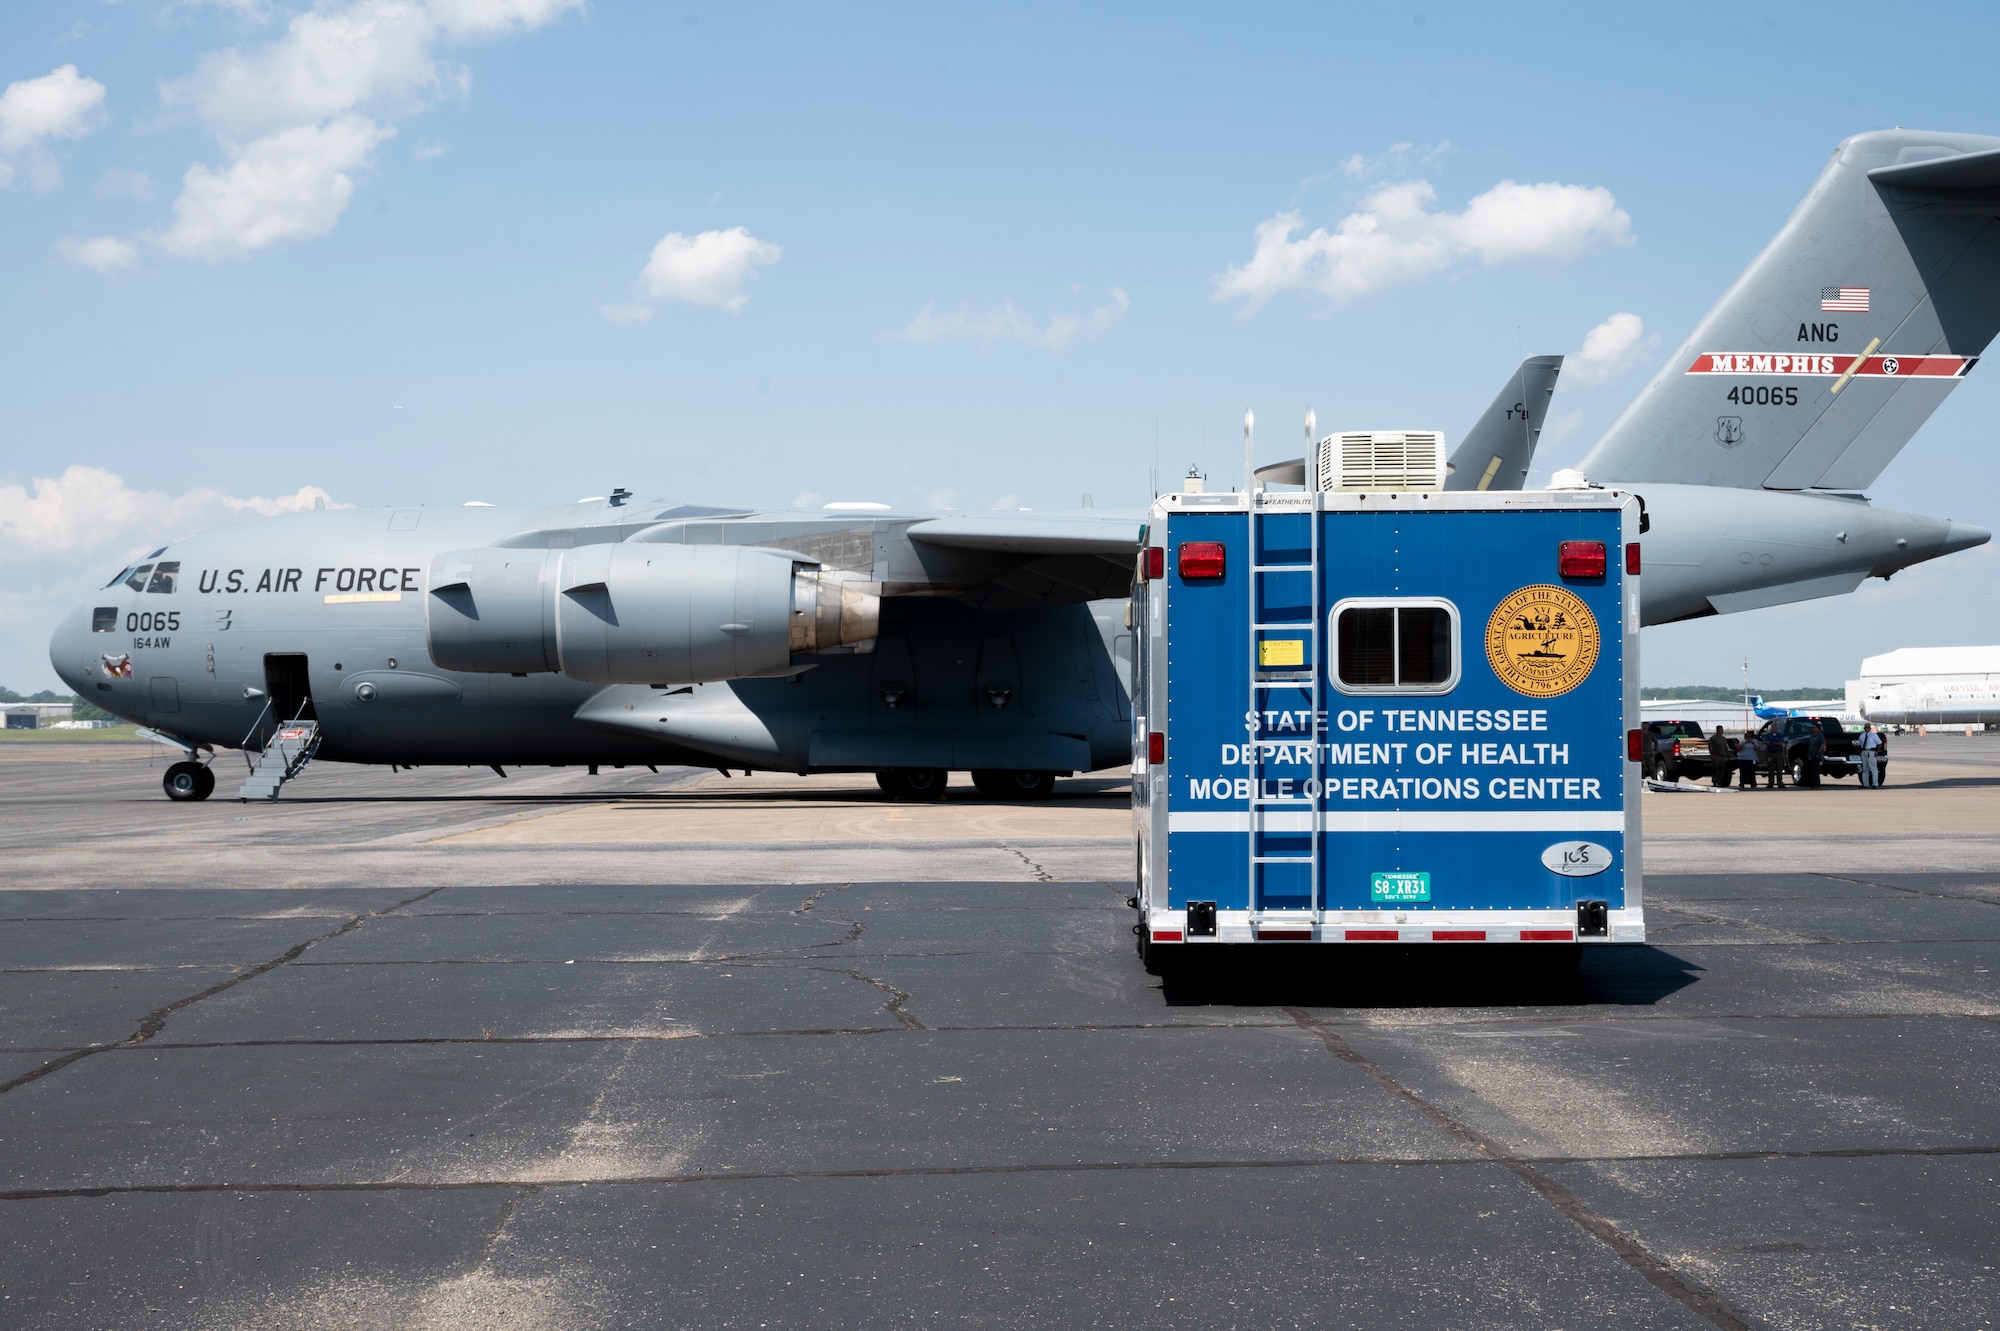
(1625, 542, 1642, 575)
(1559, 540, 1607, 579)
(1179, 541, 1226, 580)
(1627, 728, 1644, 762)
(1147, 731, 1166, 764)
(1142, 547, 1165, 581)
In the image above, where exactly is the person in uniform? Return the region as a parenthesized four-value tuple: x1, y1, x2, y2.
(1762, 725, 1787, 788)
(1804, 719, 1826, 788)
(1710, 725, 1734, 787)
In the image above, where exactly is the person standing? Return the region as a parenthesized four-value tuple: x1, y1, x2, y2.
(1736, 732, 1761, 789)
(1860, 723, 1882, 788)
(1762, 726, 1788, 788)
(1710, 725, 1734, 788)
(1804, 719, 1826, 788)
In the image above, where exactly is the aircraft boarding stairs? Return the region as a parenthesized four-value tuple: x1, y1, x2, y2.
(237, 714, 321, 802)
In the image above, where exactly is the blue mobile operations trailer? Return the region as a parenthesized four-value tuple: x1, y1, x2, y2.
(1131, 477, 1643, 970)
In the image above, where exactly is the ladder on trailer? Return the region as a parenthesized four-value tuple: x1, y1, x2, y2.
(1245, 485, 1323, 927)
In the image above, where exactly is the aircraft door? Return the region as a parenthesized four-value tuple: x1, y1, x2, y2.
(263, 654, 316, 725)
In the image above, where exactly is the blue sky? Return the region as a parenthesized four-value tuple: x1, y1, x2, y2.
(3, 0, 1998, 693)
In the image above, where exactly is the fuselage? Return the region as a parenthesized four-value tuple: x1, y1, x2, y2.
(49, 501, 1138, 774)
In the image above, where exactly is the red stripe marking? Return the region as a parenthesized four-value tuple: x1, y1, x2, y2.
(1151, 930, 1183, 942)
(1255, 929, 1312, 941)
(1345, 929, 1400, 941)
(1521, 929, 1575, 941)
(1686, 352, 1972, 378)
(1431, 930, 1487, 941)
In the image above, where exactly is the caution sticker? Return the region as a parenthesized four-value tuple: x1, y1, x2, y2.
(1484, 585, 1600, 699)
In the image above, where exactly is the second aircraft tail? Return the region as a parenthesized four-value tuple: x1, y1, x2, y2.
(1444, 355, 1564, 490)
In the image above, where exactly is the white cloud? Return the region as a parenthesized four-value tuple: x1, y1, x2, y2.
(146, 0, 579, 261)
(412, 138, 447, 159)
(54, 235, 140, 274)
(924, 488, 958, 510)
(898, 289, 1128, 351)
(1567, 311, 1655, 385)
(1215, 178, 1633, 311)
(988, 494, 1022, 511)
(629, 226, 783, 314)
(163, 1, 447, 139)
(153, 114, 393, 259)
(0, 465, 345, 561)
(0, 65, 108, 190)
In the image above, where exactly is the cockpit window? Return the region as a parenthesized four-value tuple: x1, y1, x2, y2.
(146, 561, 181, 594)
(103, 565, 135, 589)
(123, 564, 154, 593)
(92, 607, 118, 632)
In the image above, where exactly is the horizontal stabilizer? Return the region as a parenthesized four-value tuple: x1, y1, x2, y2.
(1444, 355, 1564, 491)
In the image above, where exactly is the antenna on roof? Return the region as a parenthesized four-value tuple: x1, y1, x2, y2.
(1243, 409, 1256, 493)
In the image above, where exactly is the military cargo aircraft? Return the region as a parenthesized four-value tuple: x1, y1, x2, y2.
(48, 128, 2000, 801)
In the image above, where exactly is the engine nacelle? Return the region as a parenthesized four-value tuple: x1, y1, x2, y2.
(426, 544, 879, 683)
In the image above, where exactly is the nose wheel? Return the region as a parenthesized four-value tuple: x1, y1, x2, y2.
(163, 761, 216, 802)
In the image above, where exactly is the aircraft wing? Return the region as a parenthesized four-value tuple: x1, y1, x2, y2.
(904, 512, 1144, 555)
(903, 511, 1143, 608)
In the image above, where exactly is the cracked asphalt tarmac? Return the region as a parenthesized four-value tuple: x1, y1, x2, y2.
(1, 739, 1997, 1329)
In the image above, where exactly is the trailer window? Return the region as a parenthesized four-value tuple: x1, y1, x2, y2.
(1331, 599, 1459, 694)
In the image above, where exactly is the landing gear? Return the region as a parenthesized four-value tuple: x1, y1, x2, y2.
(971, 769, 1057, 800)
(163, 761, 215, 802)
(877, 767, 948, 801)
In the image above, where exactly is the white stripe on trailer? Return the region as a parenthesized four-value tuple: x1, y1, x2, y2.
(1168, 810, 1626, 833)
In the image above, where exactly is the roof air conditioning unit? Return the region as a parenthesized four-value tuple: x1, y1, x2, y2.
(1316, 431, 1447, 494)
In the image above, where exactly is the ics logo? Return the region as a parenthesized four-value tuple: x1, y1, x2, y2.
(1541, 841, 1612, 877)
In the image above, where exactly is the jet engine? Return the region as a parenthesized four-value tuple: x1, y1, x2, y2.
(425, 543, 879, 683)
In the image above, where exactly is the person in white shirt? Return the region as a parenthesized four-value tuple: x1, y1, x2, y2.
(1860, 723, 1883, 788)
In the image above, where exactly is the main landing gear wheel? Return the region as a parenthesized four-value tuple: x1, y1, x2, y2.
(163, 761, 215, 802)
(878, 767, 948, 801)
(971, 769, 1057, 800)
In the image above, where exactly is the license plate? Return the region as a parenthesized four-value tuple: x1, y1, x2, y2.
(1371, 872, 1431, 903)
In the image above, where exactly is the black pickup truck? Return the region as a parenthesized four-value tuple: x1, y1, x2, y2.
(1755, 715, 1881, 784)
(1641, 720, 1715, 782)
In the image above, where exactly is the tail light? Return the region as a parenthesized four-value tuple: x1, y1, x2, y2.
(1147, 731, 1166, 764)
(1627, 729, 1643, 762)
(1178, 542, 1226, 580)
(1141, 547, 1164, 581)
(1559, 540, 1607, 578)
(1671, 739, 1682, 758)
(1625, 542, 1641, 575)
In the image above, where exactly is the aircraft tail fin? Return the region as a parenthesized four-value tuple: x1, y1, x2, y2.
(1580, 130, 2000, 491)
(1443, 355, 1564, 490)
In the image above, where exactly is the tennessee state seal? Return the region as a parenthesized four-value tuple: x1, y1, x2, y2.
(1485, 585, 1600, 698)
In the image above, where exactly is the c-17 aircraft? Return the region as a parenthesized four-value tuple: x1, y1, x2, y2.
(49, 128, 2000, 801)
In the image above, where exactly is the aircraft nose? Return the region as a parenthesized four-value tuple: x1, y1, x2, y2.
(1941, 520, 1992, 557)
(47, 602, 93, 696)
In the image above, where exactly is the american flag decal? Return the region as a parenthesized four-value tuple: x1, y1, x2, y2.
(1822, 286, 1870, 312)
